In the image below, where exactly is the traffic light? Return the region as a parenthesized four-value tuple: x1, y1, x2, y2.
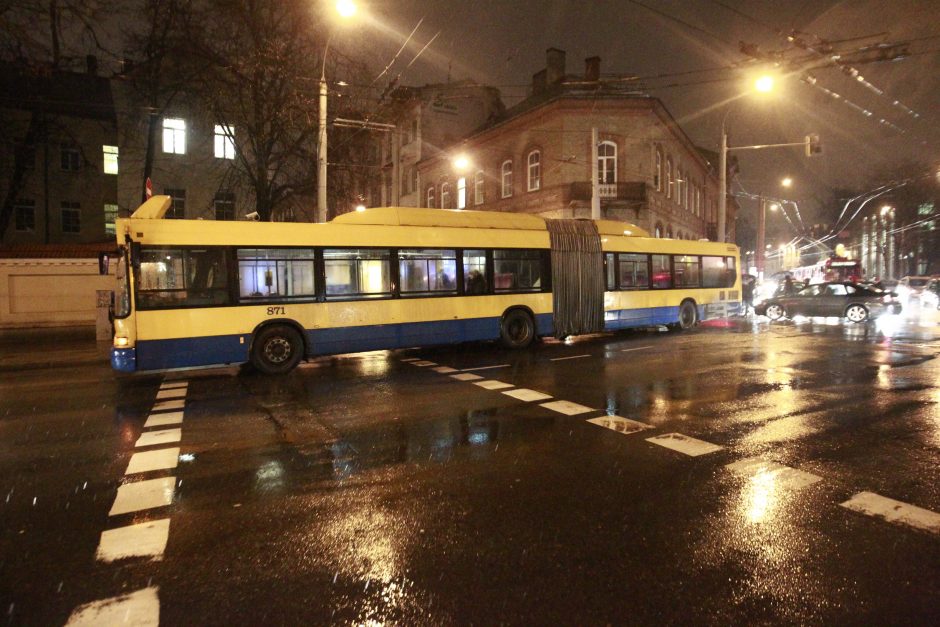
(805, 133, 821, 156)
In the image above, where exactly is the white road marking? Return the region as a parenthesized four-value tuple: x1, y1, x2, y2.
(144, 412, 184, 428)
(621, 345, 654, 352)
(587, 415, 653, 434)
(462, 364, 511, 371)
(550, 354, 591, 361)
(473, 380, 514, 390)
(540, 400, 595, 415)
(400, 357, 420, 362)
(125, 448, 180, 475)
(66, 587, 160, 626)
(96, 519, 170, 562)
(502, 388, 552, 402)
(646, 433, 723, 457)
(109, 477, 175, 516)
(135, 428, 182, 448)
(725, 458, 822, 490)
(432, 366, 458, 373)
(160, 381, 188, 391)
(450, 373, 483, 381)
(155, 389, 186, 400)
(413, 361, 437, 367)
(151, 399, 185, 412)
(841, 491, 940, 535)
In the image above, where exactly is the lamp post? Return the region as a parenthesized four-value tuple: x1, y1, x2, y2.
(317, 0, 357, 224)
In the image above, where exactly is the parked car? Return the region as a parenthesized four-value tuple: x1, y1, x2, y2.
(922, 278, 940, 310)
(755, 281, 901, 323)
(896, 276, 932, 303)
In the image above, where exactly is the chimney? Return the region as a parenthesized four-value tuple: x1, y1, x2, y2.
(585, 56, 600, 82)
(546, 47, 566, 85)
(85, 54, 98, 75)
(531, 69, 547, 95)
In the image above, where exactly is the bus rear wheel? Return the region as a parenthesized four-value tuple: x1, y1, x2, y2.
(251, 325, 304, 374)
(500, 309, 535, 349)
(677, 300, 697, 330)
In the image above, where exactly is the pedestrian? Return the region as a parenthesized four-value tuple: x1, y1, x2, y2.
(742, 274, 754, 315)
(783, 275, 796, 295)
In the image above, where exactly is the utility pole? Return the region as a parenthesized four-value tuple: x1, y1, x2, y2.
(591, 127, 600, 220)
(756, 194, 766, 279)
(718, 131, 727, 242)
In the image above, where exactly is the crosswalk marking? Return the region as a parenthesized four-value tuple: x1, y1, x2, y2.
(125, 448, 180, 475)
(646, 433, 723, 457)
(412, 361, 437, 367)
(400, 357, 420, 362)
(473, 380, 514, 390)
(725, 458, 822, 490)
(96, 519, 170, 562)
(151, 399, 185, 412)
(66, 587, 160, 626)
(432, 366, 458, 373)
(155, 389, 185, 400)
(159, 381, 188, 391)
(450, 373, 483, 381)
(109, 477, 175, 516)
(502, 388, 552, 402)
(135, 428, 182, 448)
(587, 415, 652, 435)
(144, 411, 183, 428)
(541, 400, 595, 415)
(841, 491, 940, 535)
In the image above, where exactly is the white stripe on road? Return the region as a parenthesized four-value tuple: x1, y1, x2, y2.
(587, 415, 653, 434)
(473, 380, 514, 390)
(160, 381, 188, 391)
(151, 399, 185, 412)
(462, 364, 511, 371)
(450, 373, 483, 381)
(621, 345, 654, 352)
(725, 458, 822, 490)
(144, 411, 184, 428)
(400, 357, 420, 362)
(502, 388, 552, 402)
(155, 389, 186, 400)
(96, 519, 170, 562)
(646, 433, 723, 457)
(841, 491, 940, 535)
(412, 361, 437, 367)
(125, 448, 180, 475)
(550, 354, 590, 362)
(135, 428, 182, 448)
(432, 366, 458, 373)
(540, 400, 595, 416)
(109, 478, 175, 516)
(66, 587, 160, 627)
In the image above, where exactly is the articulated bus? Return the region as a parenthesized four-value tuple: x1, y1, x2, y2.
(110, 196, 741, 374)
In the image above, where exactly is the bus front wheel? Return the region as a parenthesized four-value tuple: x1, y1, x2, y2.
(500, 309, 535, 349)
(251, 325, 304, 374)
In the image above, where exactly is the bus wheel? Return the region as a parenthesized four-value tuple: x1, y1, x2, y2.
(677, 300, 697, 330)
(251, 325, 304, 374)
(500, 309, 535, 349)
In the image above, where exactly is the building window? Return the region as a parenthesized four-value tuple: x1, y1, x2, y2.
(103, 145, 119, 174)
(411, 167, 418, 195)
(666, 158, 673, 199)
(214, 124, 235, 159)
(162, 118, 186, 154)
(215, 192, 235, 220)
(61, 145, 80, 171)
(501, 160, 513, 198)
(598, 141, 617, 184)
(440, 182, 450, 208)
(14, 200, 35, 232)
(457, 177, 467, 209)
(61, 201, 81, 233)
(474, 170, 484, 205)
(426, 186, 435, 208)
(527, 150, 541, 191)
(410, 118, 418, 143)
(695, 185, 701, 216)
(14, 139, 36, 170)
(104, 203, 118, 235)
(654, 149, 662, 191)
(675, 168, 683, 206)
(164, 188, 186, 219)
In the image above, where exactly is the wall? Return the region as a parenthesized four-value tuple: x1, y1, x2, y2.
(0, 259, 114, 328)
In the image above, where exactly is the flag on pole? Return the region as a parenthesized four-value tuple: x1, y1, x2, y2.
(145, 177, 153, 199)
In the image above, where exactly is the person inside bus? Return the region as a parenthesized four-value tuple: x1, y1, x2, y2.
(467, 270, 487, 295)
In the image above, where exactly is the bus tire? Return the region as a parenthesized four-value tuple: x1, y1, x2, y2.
(251, 324, 304, 374)
(677, 300, 698, 330)
(500, 309, 536, 349)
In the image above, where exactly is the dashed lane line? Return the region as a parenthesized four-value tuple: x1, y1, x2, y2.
(620, 345, 654, 352)
(502, 388, 553, 402)
(135, 428, 182, 448)
(646, 433, 723, 457)
(95, 519, 170, 563)
(726, 458, 822, 491)
(108, 477, 176, 516)
(473, 379, 514, 390)
(587, 415, 653, 434)
(550, 354, 591, 361)
(841, 491, 940, 535)
(66, 586, 160, 626)
(541, 400, 595, 416)
(461, 363, 511, 371)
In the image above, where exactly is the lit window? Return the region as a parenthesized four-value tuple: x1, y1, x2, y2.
(440, 182, 450, 208)
(214, 125, 235, 159)
(527, 150, 541, 191)
(162, 118, 186, 154)
(104, 203, 118, 235)
(457, 177, 467, 209)
(474, 170, 484, 205)
(103, 145, 119, 174)
(501, 160, 513, 198)
(598, 141, 616, 184)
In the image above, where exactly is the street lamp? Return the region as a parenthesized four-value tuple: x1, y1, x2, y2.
(317, 1, 357, 224)
(781, 177, 792, 188)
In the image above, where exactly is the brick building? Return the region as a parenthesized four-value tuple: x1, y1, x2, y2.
(414, 49, 736, 241)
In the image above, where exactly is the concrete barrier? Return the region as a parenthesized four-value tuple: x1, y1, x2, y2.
(0, 259, 115, 329)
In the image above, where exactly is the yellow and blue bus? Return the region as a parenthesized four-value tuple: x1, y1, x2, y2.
(110, 196, 740, 374)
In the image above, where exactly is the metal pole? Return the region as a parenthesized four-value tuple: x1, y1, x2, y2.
(317, 76, 328, 223)
(718, 129, 727, 243)
(756, 194, 766, 279)
(591, 127, 600, 220)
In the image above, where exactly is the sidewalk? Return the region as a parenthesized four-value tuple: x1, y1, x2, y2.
(0, 326, 111, 372)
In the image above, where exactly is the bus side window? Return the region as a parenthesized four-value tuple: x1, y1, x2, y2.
(463, 249, 488, 295)
(137, 247, 231, 309)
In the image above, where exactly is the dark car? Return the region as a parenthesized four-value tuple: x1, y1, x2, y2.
(755, 281, 901, 323)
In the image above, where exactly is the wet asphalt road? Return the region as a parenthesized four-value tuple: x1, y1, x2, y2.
(1, 308, 939, 625)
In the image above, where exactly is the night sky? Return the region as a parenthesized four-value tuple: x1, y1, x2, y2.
(349, 0, 940, 241)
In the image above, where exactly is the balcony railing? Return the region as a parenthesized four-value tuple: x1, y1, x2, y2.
(569, 182, 646, 202)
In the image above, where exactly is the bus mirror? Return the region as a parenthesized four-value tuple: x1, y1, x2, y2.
(98, 252, 110, 275)
(130, 241, 141, 270)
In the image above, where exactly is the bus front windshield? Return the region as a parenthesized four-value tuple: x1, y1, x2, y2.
(114, 249, 131, 317)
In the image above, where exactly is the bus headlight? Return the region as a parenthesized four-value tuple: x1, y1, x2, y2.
(114, 336, 129, 347)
